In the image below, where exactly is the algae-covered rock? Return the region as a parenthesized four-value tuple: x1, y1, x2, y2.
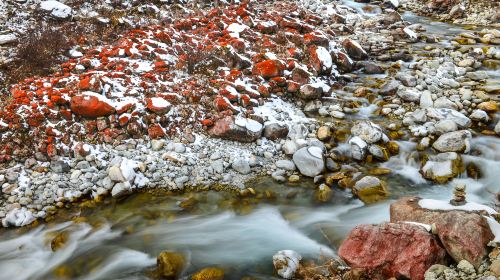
(352, 176, 389, 203)
(314, 184, 333, 203)
(157, 251, 185, 279)
(191, 267, 225, 280)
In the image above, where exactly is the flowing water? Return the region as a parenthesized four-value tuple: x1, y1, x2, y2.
(0, 3, 499, 280)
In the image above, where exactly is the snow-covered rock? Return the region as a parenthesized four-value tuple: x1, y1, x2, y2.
(2, 208, 35, 227)
(40, 1, 72, 19)
(273, 250, 302, 279)
(421, 152, 463, 183)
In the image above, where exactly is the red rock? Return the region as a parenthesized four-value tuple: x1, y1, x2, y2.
(308, 45, 332, 74)
(208, 116, 263, 142)
(256, 21, 278, 34)
(304, 31, 329, 47)
(148, 124, 166, 139)
(47, 144, 57, 157)
(339, 222, 448, 280)
(70, 93, 115, 118)
(116, 102, 134, 114)
(252, 59, 285, 79)
(287, 81, 300, 93)
(214, 96, 237, 112)
(73, 142, 90, 157)
(78, 75, 101, 92)
(145, 97, 171, 114)
(257, 85, 270, 98)
(202, 119, 214, 127)
(390, 197, 495, 268)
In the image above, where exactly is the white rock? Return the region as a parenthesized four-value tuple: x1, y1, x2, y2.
(151, 139, 165, 151)
(495, 120, 500, 135)
(420, 90, 433, 108)
(283, 140, 299, 155)
(469, 109, 489, 122)
(40, 1, 72, 18)
(351, 121, 384, 144)
(293, 146, 324, 177)
(434, 119, 458, 135)
(349, 136, 368, 160)
(111, 181, 132, 197)
(273, 250, 302, 279)
(432, 130, 471, 153)
(232, 158, 251, 174)
(2, 208, 35, 227)
(276, 160, 296, 171)
(173, 143, 186, 153)
(434, 97, 457, 110)
(108, 165, 126, 182)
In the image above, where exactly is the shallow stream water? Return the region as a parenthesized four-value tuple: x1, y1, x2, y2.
(0, 2, 499, 280)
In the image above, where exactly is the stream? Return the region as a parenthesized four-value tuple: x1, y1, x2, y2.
(0, 2, 499, 280)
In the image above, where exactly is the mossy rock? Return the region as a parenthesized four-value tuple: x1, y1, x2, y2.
(352, 176, 389, 204)
(157, 251, 185, 279)
(191, 267, 225, 280)
(314, 184, 332, 203)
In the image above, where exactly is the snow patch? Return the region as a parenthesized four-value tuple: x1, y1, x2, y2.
(419, 198, 497, 215)
(40, 1, 72, 18)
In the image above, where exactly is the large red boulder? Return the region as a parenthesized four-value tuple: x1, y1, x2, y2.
(252, 59, 285, 79)
(339, 222, 448, 280)
(208, 116, 263, 142)
(390, 197, 496, 268)
(70, 93, 115, 118)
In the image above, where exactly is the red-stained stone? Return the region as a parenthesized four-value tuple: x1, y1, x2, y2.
(339, 222, 449, 280)
(74, 142, 90, 157)
(70, 94, 116, 118)
(304, 31, 329, 47)
(145, 97, 171, 114)
(252, 59, 285, 79)
(390, 197, 495, 268)
(148, 124, 166, 139)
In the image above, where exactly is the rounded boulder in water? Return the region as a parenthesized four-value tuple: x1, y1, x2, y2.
(292, 146, 324, 177)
